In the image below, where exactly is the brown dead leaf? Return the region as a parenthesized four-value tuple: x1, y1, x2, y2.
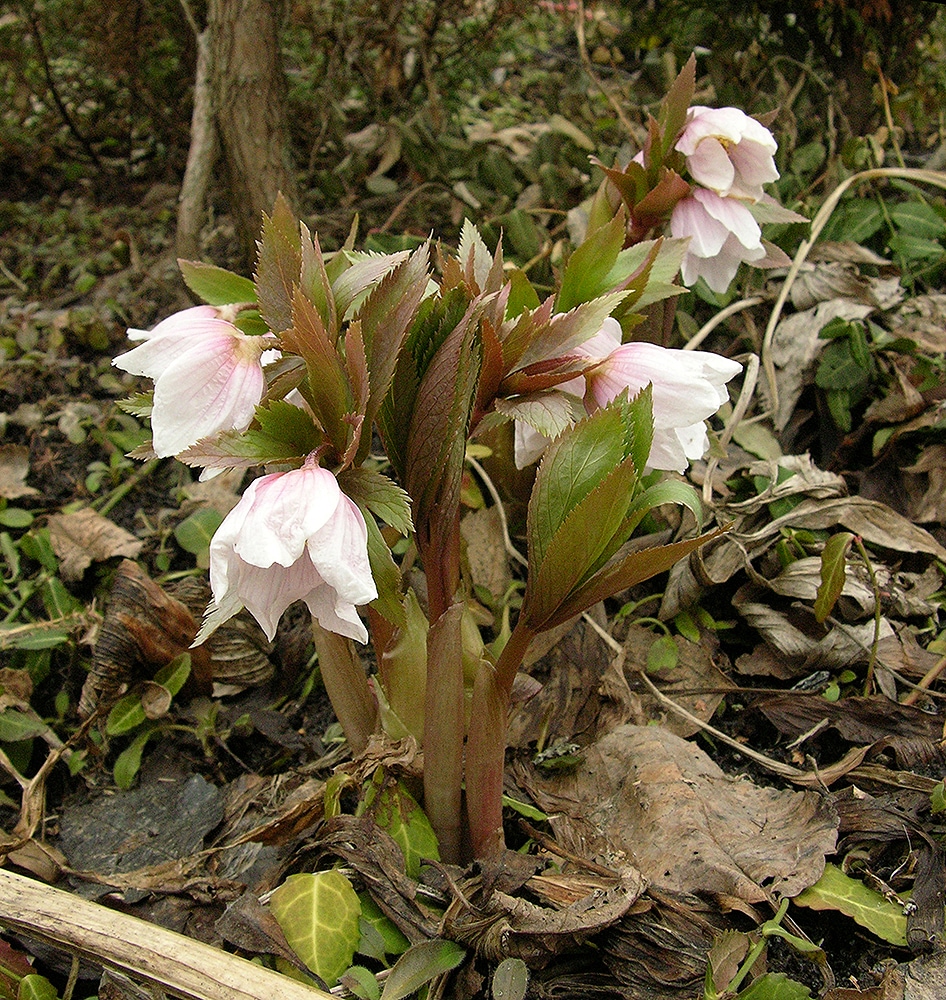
(526, 724, 837, 905)
(755, 694, 944, 745)
(0, 444, 39, 499)
(891, 292, 946, 354)
(47, 508, 143, 582)
(622, 624, 735, 737)
(460, 506, 512, 599)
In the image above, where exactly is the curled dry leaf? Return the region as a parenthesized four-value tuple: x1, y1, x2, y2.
(47, 508, 143, 582)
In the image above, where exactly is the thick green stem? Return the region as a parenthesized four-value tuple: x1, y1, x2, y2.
(464, 619, 535, 859)
(311, 625, 377, 756)
(422, 603, 465, 864)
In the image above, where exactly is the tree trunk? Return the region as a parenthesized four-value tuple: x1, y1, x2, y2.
(207, 0, 300, 267)
(176, 24, 217, 263)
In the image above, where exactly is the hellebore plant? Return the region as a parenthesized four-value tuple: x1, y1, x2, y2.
(114, 57, 804, 863)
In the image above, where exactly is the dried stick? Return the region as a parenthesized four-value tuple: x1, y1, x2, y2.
(0, 868, 332, 1000)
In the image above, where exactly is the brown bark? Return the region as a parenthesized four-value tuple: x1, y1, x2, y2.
(207, 0, 300, 267)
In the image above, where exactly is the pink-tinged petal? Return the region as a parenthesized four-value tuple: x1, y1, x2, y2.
(233, 465, 342, 568)
(693, 189, 761, 249)
(670, 197, 729, 257)
(589, 342, 725, 422)
(149, 332, 266, 457)
(686, 138, 736, 195)
(676, 107, 778, 204)
(145, 305, 221, 338)
(729, 140, 779, 189)
(232, 556, 326, 641)
(646, 431, 691, 473)
(575, 316, 623, 357)
(204, 463, 377, 644)
(113, 317, 242, 379)
(305, 494, 377, 608)
(303, 582, 370, 644)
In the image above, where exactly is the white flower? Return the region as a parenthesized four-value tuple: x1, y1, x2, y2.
(580, 318, 742, 472)
(514, 319, 741, 473)
(113, 306, 271, 458)
(675, 106, 779, 202)
(670, 188, 767, 293)
(199, 459, 377, 644)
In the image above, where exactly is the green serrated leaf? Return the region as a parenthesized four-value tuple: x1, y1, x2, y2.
(178, 259, 257, 306)
(527, 457, 639, 629)
(270, 870, 362, 986)
(255, 198, 303, 336)
(380, 939, 466, 1000)
(362, 515, 407, 629)
(658, 53, 696, 157)
(527, 406, 628, 573)
(814, 532, 855, 624)
(338, 469, 413, 536)
(547, 526, 726, 630)
(793, 863, 907, 946)
(117, 391, 154, 419)
(106, 692, 146, 736)
(556, 213, 625, 313)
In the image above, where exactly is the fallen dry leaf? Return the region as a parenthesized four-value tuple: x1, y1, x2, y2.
(526, 723, 838, 906)
(47, 508, 143, 582)
(0, 444, 39, 499)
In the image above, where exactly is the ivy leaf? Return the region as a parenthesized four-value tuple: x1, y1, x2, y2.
(270, 870, 362, 986)
(178, 259, 257, 306)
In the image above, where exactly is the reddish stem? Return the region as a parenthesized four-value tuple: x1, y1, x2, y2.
(464, 619, 535, 859)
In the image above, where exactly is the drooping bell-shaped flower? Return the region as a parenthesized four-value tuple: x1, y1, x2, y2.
(515, 319, 741, 473)
(197, 457, 377, 645)
(579, 318, 742, 473)
(675, 106, 779, 203)
(670, 188, 767, 293)
(113, 306, 272, 458)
